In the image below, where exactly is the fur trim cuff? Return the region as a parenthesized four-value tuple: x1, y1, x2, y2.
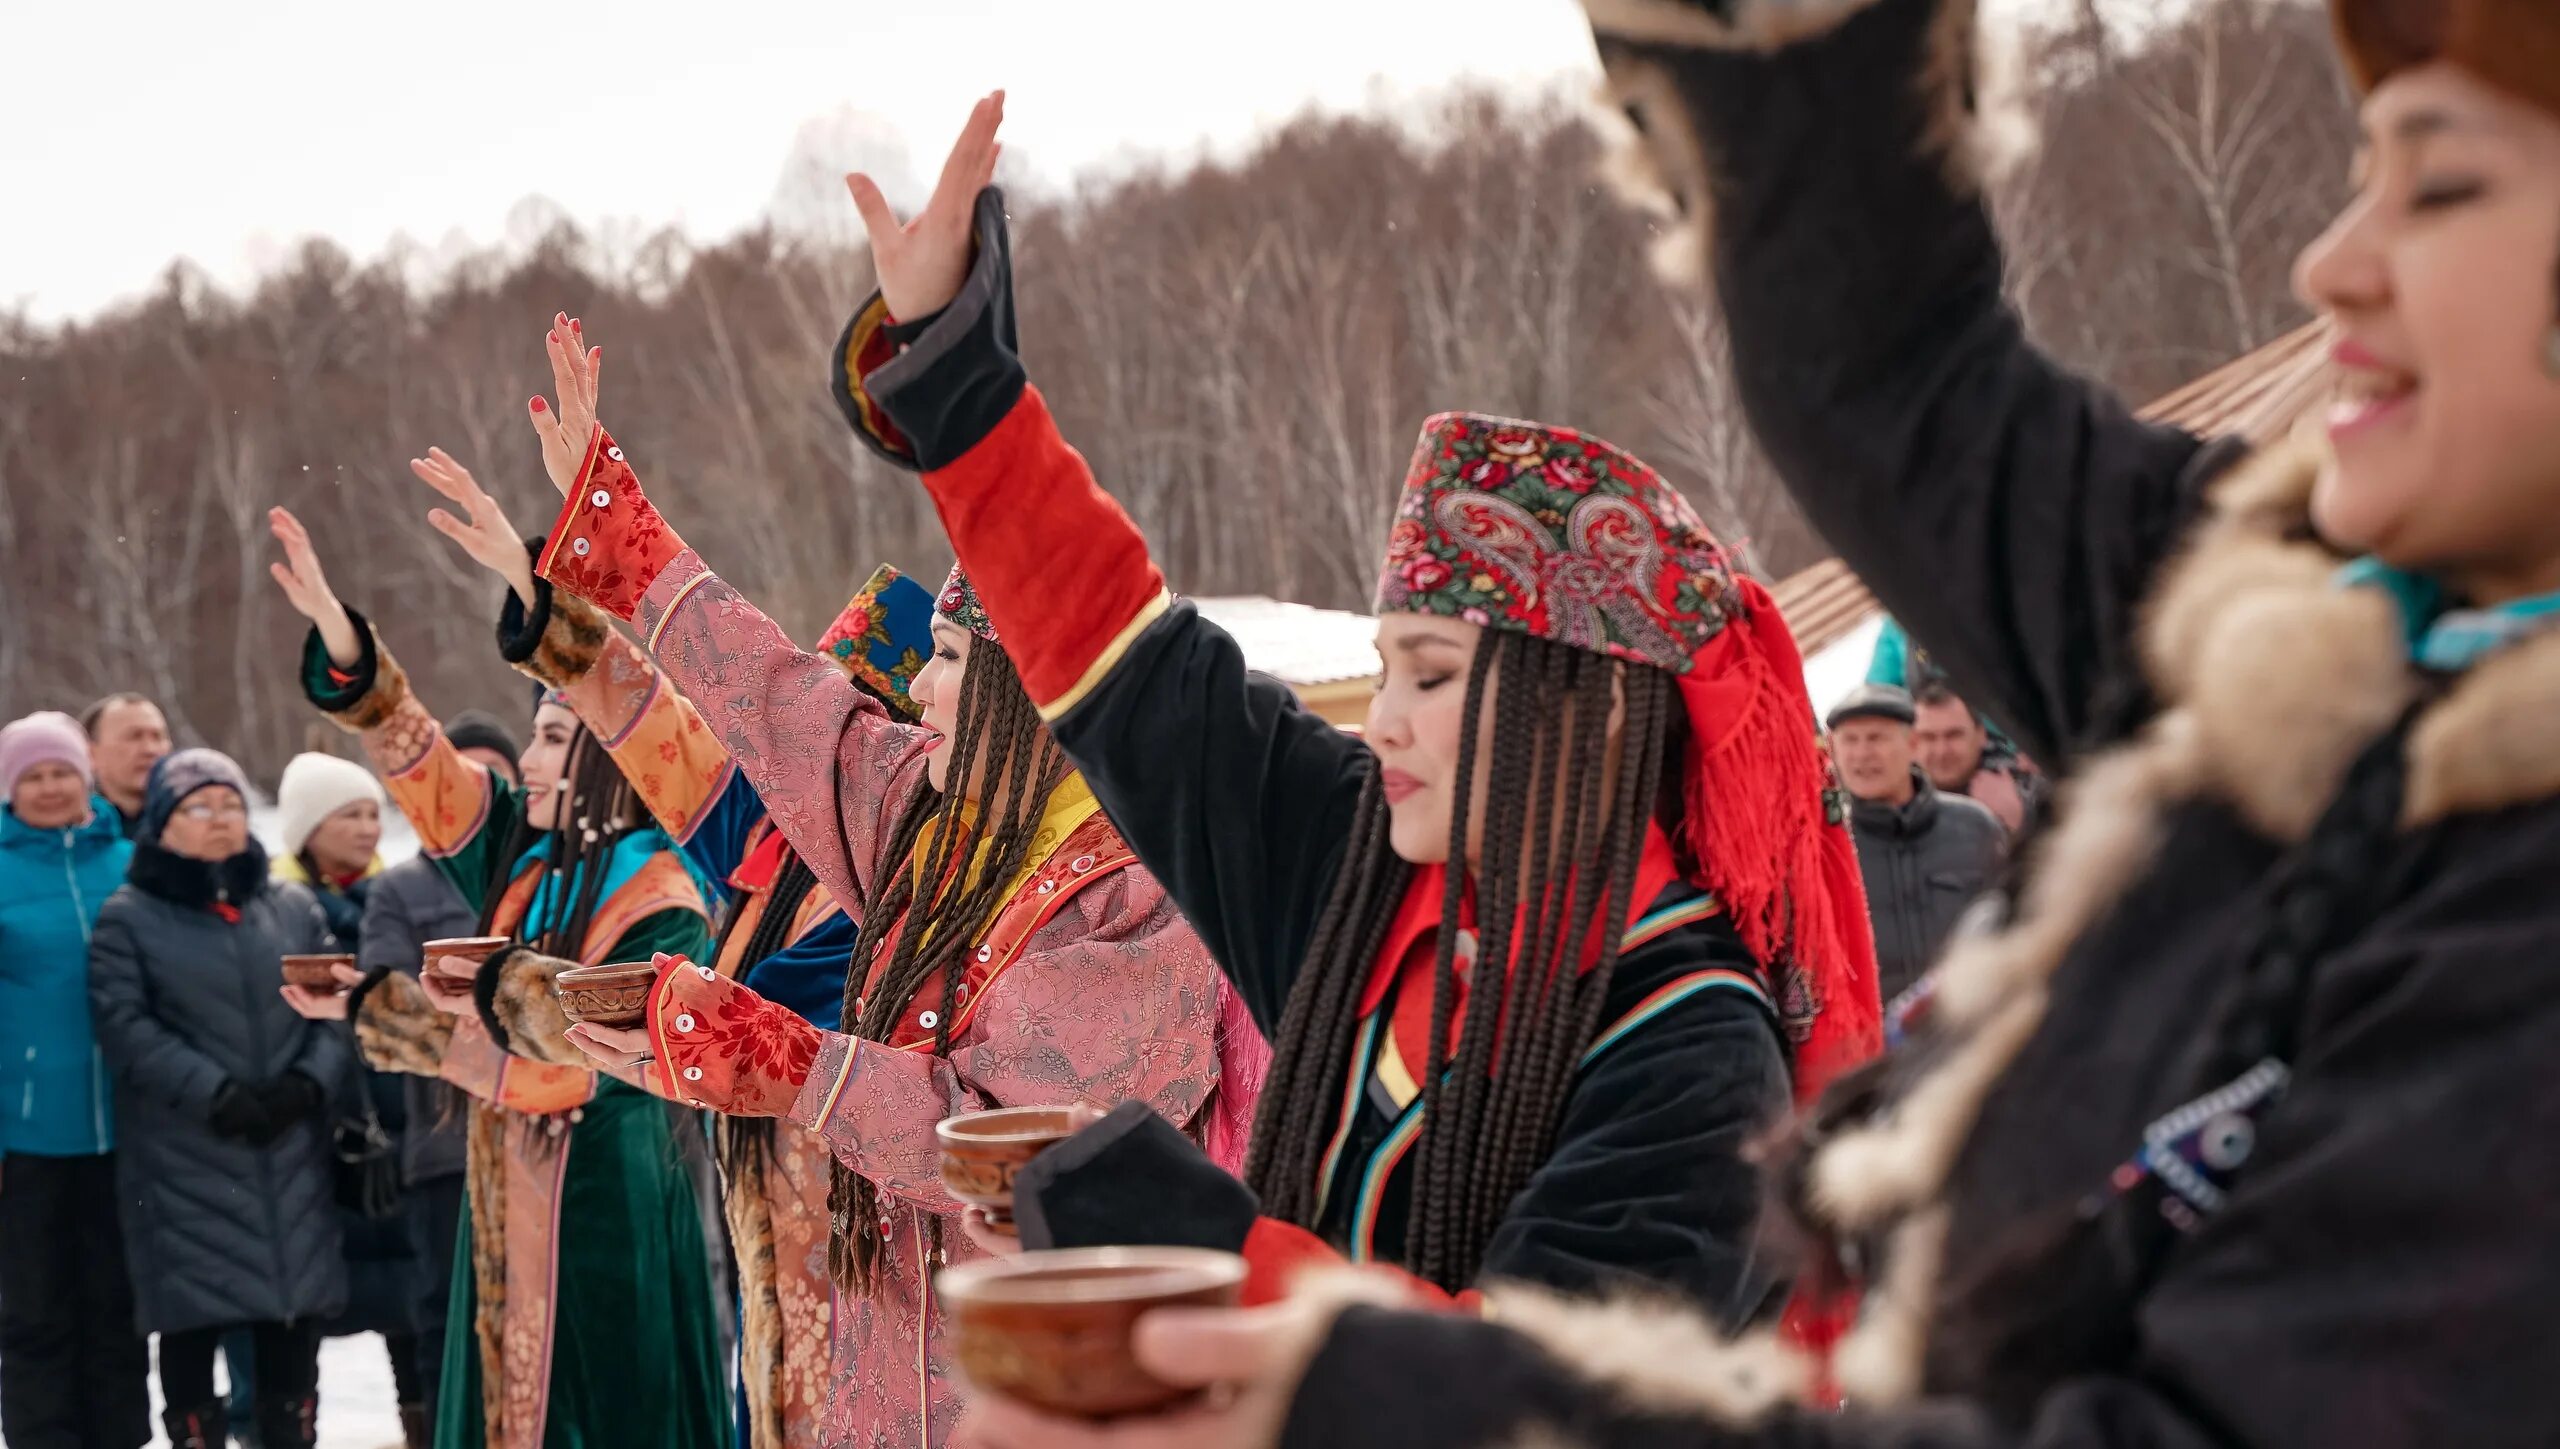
(1478, 1282, 1808, 1426)
(480, 946, 585, 1067)
(354, 970, 455, 1077)
(303, 611, 413, 735)
(502, 555, 611, 691)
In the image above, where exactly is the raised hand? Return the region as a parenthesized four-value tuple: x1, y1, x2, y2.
(849, 89, 1005, 324)
(411, 448, 539, 604)
(267, 506, 363, 667)
(527, 311, 605, 497)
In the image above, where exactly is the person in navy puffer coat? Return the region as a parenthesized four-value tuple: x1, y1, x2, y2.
(89, 749, 348, 1449)
(0, 711, 150, 1449)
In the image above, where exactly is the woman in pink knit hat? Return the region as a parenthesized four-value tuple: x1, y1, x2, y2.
(0, 711, 149, 1449)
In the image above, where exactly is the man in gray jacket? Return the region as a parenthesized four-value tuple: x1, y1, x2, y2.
(1827, 685, 2005, 1006)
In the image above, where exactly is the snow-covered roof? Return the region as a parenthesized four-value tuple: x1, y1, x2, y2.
(1191, 595, 1380, 689)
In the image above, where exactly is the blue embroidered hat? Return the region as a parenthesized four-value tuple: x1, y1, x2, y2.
(818, 564, 936, 719)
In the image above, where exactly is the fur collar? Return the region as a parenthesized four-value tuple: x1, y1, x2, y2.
(2143, 436, 2560, 835)
(1807, 435, 2560, 1401)
(128, 840, 273, 914)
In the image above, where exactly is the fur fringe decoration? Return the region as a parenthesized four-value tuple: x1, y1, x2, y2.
(1583, 0, 2035, 290)
(721, 1141, 787, 1449)
(1480, 1282, 1810, 1425)
(465, 1105, 510, 1439)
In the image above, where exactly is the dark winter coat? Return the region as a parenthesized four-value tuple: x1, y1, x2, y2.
(88, 843, 351, 1335)
(281, 860, 423, 1340)
(1273, 2, 2560, 1447)
(1846, 769, 2004, 1004)
(355, 854, 474, 1187)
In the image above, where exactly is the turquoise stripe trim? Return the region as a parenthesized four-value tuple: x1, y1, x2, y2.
(1578, 971, 1773, 1068)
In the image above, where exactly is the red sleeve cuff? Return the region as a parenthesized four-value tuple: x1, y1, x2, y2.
(537, 426, 688, 622)
(1236, 1218, 1477, 1314)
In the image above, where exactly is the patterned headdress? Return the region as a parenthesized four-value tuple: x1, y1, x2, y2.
(936, 565, 999, 645)
(1375, 412, 1881, 1099)
(816, 564, 936, 721)
(2331, 0, 2560, 118)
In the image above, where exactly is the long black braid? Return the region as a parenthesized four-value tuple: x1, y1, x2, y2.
(827, 643, 1070, 1294)
(1243, 629, 1680, 1291)
(1932, 698, 2430, 1392)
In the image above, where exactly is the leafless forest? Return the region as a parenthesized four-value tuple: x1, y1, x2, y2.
(0, 0, 2352, 777)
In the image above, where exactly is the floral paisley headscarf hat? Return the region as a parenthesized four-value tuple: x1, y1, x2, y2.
(815, 564, 937, 720)
(1376, 411, 1882, 1100)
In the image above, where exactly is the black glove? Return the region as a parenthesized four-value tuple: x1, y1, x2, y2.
(252, 1072, 328, 1131)
(207, 1080, 277, 1142)
(1013, 1101, 1260, 1254)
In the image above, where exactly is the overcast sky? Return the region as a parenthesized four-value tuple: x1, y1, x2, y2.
(3, 0, 1608, 322)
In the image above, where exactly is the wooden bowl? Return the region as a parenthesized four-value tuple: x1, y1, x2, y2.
(937, 1247, 1247, 1419)
(554, 961, 658, 1029)
(420, 936, 510, 992)
(937, 1106, 1080, 1235)
(280, 953, 357, 992)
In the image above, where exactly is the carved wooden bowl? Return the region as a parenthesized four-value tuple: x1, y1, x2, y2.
(937, 1247, 1247, 1419)
(419, 936, 511, 993)
(554, 961, 658, 1029)
(936, 1106, 1080, 1235)
(279, 953, 357, 992)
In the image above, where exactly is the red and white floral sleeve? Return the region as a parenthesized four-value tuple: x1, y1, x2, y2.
(535, 426, 933, 918)
(642, 953, 825, 1116)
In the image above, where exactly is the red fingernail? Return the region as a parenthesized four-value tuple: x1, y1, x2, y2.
(571, 319, 582, 333)
(530, 397, 547, 413)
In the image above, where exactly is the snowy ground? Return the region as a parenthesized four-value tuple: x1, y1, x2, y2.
(0, 1333, 409, 1449)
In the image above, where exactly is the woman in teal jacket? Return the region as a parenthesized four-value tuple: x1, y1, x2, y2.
(0, 710, 149, 1449)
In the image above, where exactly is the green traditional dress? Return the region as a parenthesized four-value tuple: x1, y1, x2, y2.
(304, 620, 729, 1449)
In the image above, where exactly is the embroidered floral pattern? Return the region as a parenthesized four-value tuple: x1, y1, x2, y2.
(937, 565, 1000, 643)
(536, 427, 687, 622)
(1374, 413, 1739, 673)
(817, 564, 935, 718)
(651, 956, 824, 1116)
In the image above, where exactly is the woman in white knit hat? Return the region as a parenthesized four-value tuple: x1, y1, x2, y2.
(268, 752, 428, 1441)
(272, 753, 386, 943)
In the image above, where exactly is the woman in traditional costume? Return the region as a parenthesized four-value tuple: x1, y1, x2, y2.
(828, 96, 1879, 1320)
(507, 295, 1239, 1449)
(400, 444, 941, 1449)
(973, 0, 2560, 1445)
(267, 506, 728, 1449)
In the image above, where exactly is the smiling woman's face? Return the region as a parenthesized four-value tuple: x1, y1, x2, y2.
(2295, 62, 2560, 601)
(518, 704, 580, 831)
